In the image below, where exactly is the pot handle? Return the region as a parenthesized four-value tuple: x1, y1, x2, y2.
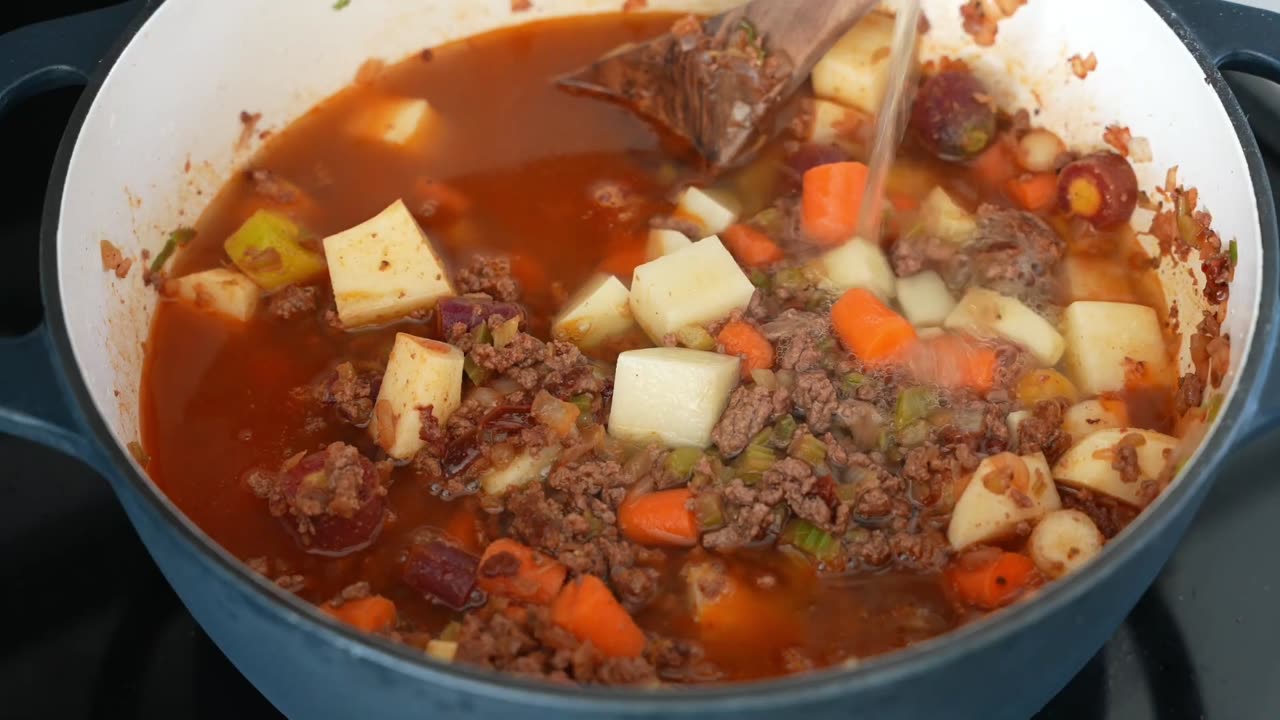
(0, 1, 144, 465)
(1162, 0, 1280, 83)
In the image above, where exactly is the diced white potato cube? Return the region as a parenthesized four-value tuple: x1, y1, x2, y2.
(630, 236, 755, 343)
(323, 199, 455, 328)
(811, 12, 896, 114)
(1059, 256, 1136, 302)
(948, 452, 1062, 550)
(481, 446, 560, 496)
(1060, 301, 1171, 396)
(1062, 398, 1129, 442)
(1028, 509, 1104, 579)
(818, 237, 896, 300)
(945, 288, 1065, 366)
(552, 273, 635, 349)
(1007, 409, 1030, 449)
(425, 640, 458, 662)
(609, 348, 740, 448)
(1052, 428, 1178, 507)
(348, 96, 435, 147)
(807, 99, 865, 147)
(645, 228, 692, 260)
(675, 187, 739, 237)
(919, 187, 977, 244)
(896, 271, 956, 327)
(169, 268, 260, 322)
(372, 334, 464, 460)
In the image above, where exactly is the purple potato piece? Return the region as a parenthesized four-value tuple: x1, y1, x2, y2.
(435, 296, 524, 335)
(911, 71, 997, 162)
(402, 540, 482, 610)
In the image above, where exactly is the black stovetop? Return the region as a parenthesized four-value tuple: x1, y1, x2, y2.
(3, 4, 1279, 718)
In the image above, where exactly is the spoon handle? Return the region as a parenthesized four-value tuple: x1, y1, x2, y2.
(855, 0, 922, 245)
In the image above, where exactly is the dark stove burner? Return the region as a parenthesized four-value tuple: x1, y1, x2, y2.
(2, 3, 1280, 719)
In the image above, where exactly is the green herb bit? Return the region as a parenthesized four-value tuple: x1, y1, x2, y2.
(570, 393, 594, 415)
(149, 226, 197, 274)
(1229, 239, 1239, 266)
(666, 447, 703, 481)
(333, 0, 351, 9)
(780, 519, 841, 562)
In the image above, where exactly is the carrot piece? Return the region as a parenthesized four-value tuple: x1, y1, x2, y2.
(619, 488, 699, 547)
(947, 551, 1039, 610)
(722, 224, 784, 267)
(908, 334, 999, 392)
(322, 595, 397, 633)
(717, 320, 775, 378)
(801, 161, 869, 247)
(413, 177, 471, 225)
(1005, 172, 1059, 211)
(831, 288, 918, 365)
(551, 575, 646, 658)
(477, 538, 568, 605)
(598, 233, 647, 279)
(888, 192, 920, 212)
(969, 140, 1019, 190)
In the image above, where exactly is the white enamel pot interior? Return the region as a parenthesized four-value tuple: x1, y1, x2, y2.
(32, 0, 1278, 718)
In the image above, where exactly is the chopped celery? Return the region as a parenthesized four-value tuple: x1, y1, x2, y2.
(771, 416, 798, 447)
(898, 420, 930, 448)
(666, 447, 703, 480)
(781, 519, 841, 562)
(895, 387, 939, 430)
(584, 511, 606, 538)
(692, 492, 726, 530)
(1206, 393, 1225, 423)
(1229, 239, 1239, 266)
(749, 428, 773, 447)
(773, 267, 808, 290)
(692, 454, 726, 487)
(493, 316, 520, 348)
(842, 372, 868, 391)
(749, 268, 771, 288)
(149, 226, 197, 275)
(471, 322, 493, 346)
(792, 434, 827, 468)
(570, 393, 594, 415)
(224, 210, 325, 291)
(749, 207, 786, 238)
(676, 325, 717, 351)
(464, 357, 490, 385)
(733, 443, 776, 483)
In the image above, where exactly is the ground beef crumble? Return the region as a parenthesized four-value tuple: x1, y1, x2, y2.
(268, 285, 319, 320)
(457, 255, 520, 302)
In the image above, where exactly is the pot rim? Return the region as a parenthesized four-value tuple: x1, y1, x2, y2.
(36, 0, 1280, 711)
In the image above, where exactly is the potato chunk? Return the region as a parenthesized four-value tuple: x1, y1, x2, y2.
(674, 187, 739, 237)
(629, 236, 755, 343)
(169, 268, 260, 322)
(609, 348, 740, 448)
(896, 271, 956, 326)
(348, 96, 436, 147)
(807, 99, 865, 148)
(1060, 301, 1171, 395)
(372, 333, 464, 460)
(948, 452, 1062, 550)
(819, 237, 896, 300)
(1052, 428, 1178, 507)
(481, 446, 560, 496)
(919, 186, 977, 244)
(323, 199, 455, 328)
(1059, 256, 1136, 302)
(1028, 509, 1104, 579)
(1062, 398, 1129, 442)
(811, 12, 896, 114)
(646, 229, 692, 260)
(552, 273, 635, 349)
(945, 288, 1065, 366)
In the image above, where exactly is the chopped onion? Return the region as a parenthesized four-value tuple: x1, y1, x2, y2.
(751, 368, 778, 389)
(532, 389, 580, 438)
(1015, 129, 1067, 173)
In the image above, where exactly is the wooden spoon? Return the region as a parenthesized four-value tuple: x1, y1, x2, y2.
(558, 0, 881, 171)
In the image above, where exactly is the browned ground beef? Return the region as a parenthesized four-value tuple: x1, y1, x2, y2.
(457, 255, 520, 302)
(1060, 485, 1139, 538)
(1017, 398, 1072, 463)
(312, 362, 381, 426)
(246, 442, 386, 546)
(268, 285, 319, 320)
(711, 385, 790, 456)
(1176, 372, 1206, 415)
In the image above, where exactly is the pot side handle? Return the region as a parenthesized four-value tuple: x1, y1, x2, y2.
(0, 2, 144, 465)
(1162, 0, 1280, 83)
